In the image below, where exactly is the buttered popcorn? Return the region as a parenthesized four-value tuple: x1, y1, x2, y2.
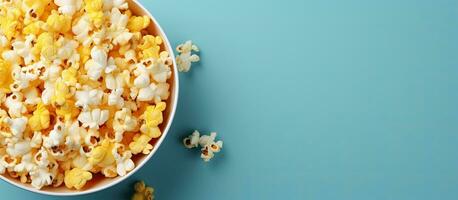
(0, 0, 172, 190)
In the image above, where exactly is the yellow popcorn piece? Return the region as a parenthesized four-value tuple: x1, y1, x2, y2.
(61, 67, 78, 86)
(132, 181, 155, 200)
(55, 100, 80, 121)
(64, 168, 92, 190)
(23, 21, 45, 35)
(144, 102, 166, 128)
(46, 11, 72, 33)
(138, 35, 162, 59)
(84, 0, 104, 27)
(23, 0, 51, 18)
(127, 16, 150, 32)
(0, 59, 13, 92)
(129, 134, 153, 155)
(34, 32, 57, 60)
(28, 103, 50, 131)
(52, 80, 73, 106)
(88, 140, 115, 167)
(0, 7, 22, 40)
(78, 45, 91, 64)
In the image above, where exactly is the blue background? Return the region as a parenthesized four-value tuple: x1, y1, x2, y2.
(2, 0, 458, 199)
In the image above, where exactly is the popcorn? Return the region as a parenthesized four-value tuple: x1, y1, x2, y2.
(88, 139, 115, 167)
(75, 87, 103, 110)
(0, 59, 13, 92)
(46, 11, 72, 33)
(43, 121, 66, 148)
(127, 16, 150, 32)
(4, 93, 27, 118)
(108, 88, 125, 108)
(14, 153, 35, 173)
(139, 35, 162, 59)
(54, 0, 82, 16)
(132, 181, 155, 200)
(78, 109, 109, 129)
(84, 0, 104, 27)
(113, 108, 137, 142)
(0, 0, 173, 190)
(176, 41, 200, 72)
(182, 130, 200, 149)
(112, 143, 134, 176)
(28, 103, 51, 131)
(64, 168, 92, 190)
(137, 82, 170, 103)
(85, 46, 108, 80)
(4, 117, 28, 138)
(183, 131, 223, 162)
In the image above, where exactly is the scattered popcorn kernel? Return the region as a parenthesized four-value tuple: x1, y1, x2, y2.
(132, 181, 155, 200)
(183, 131, 223, 162)
(64, 168, 93, 190)
(176, 40, 200, 72)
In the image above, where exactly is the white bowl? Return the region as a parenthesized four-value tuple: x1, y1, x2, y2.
(0, 0, 179, 196)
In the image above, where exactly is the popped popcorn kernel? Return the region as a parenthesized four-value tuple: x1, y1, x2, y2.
(176, 40, 200, 72)
(46, 11, 72, 33)
(28, 103, 51, 131)
(64, 168, 93, 190)
(132, 181, 155, 200)
(138, 35, 162, 59)
(0, 59, 13, 92)
(127, 16, 150, 32)
(183, 131, 223, 162)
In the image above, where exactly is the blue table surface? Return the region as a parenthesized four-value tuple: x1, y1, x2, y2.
(2, 0, 458, 199)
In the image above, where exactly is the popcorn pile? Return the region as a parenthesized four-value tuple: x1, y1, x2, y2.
(0, 0, 172, 190)
(183, 130, 223, 162)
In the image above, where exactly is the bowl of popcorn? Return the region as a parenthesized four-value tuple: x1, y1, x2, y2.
(0, 0, 178, 195)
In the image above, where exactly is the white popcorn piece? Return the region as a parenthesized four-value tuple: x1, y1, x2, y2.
(108, 8, 132, 46)
(23, 87, 41, 105)
(105, 70, 129, 90)
(0, 34, 8, 48)
(137, 82, 170, 103)
(41, 81, 55, 105)
(56, 37, 79, 62)
(41, 63, 62, 82)
(85, 46, 108, 80)
(133, 63, 150, 88)
(4, 117, 28, 138)
(78, 109, 109, 129)
(105, 57, 117, 74)
(1, 155, 18, 172)
(54, 0, 82, 16)
(11, 65, 38, 91)
(176, 40, 200, 72)
(183, 131, 223, 162)
(14, 153, 36, 173)
(30, 132, 43, 148)
(182, 130, 200, 149)
(6, 139, 32, 157)
(30, 165, 53, 189)
(72, 152, 93, 171)
(113, 108, 137, 142)
(103, 0, 128, 11)
(72, 15, 92, 45)
(108, 88, 125, 108)
(65, 120, 83, 151)
(43, 121, 66, 148)
(112, 144, 134, 176)
(2, 50, 21, 65)
(4, 93, 27, 118)
(148, 58, 171, 83)
(12, 35, 36, 65)
(75, 87, 103, 110)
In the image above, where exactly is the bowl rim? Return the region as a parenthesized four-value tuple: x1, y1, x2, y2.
(0, 0, 179, 196)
